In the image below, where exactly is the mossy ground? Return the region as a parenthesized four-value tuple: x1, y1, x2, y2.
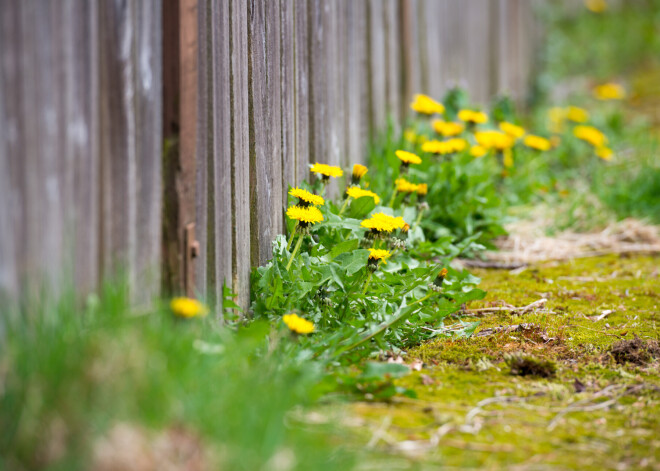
(347, 255, 660, 470)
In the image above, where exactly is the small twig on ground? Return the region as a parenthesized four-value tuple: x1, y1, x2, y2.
(462, 298, 548, 316)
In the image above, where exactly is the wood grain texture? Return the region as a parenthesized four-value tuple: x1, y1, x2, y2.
(367, 0, 387, 141)
(210, 0, 233, 312)
(383, 0, 402, 124)
(280, 0, 296, 191)
(343, 0, 368, 165)
(134, 0, 162, 303)
(230, 0, 251, 311)
(195, 0, 209, 297)
(294, 0, 310, 185)
(249, 0, 283, 266)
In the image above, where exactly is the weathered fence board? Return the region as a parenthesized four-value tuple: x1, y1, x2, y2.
(0, 0, 540, 310)
(0, 0, 161, 302)
(229, 0, 251, 312)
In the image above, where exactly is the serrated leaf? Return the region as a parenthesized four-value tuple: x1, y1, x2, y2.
(347, 196, 376, 219)
(329, 239, 359, 259)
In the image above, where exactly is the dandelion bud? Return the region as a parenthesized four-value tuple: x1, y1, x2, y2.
(434, 267, 448, 287)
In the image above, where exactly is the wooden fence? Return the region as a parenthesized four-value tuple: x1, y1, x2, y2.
(0, 0, 538, 311)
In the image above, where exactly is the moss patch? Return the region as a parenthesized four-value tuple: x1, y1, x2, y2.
(346, 255, 660, 470)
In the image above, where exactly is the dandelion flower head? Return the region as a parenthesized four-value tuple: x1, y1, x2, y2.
(523, 135, 552, 151)
(395, 150, 422, 165)
(410, 94, 445, 115)
(594, 83, 625, 100)
(573, 125, 607, 148)
(566, 106, 589, 123)
(433, 120, 464, 137)
(368, 248, 392, 264)
(458, 109, 488, 124)
(283, 313, 315, 334)
(475, 130, 514, 151)
(289, 187, 325, 206)
(346, 186, 381, 204)
(286, 205, 324, 225)
(352, 164, 368, 179)
(395, 177, 419, 193)
(171, 297, 209, 318)
(361, 212, 407, 233)
(310, 163, 343, 178)
(470, 145, 487, 158)
(415, 183, 428, 196)
(499, 122, 525, 139)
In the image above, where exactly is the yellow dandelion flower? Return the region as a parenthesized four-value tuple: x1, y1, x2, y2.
(171, 297, 209, 318)
(432, 120, 464, 137)
(595, 146, 613, 161)
(499, 122, 526, 139)
(458, 109, 488, 124)
(585, 0, 607, 13)
(310, 163, 343, 179)
(283, 313, 314, 334)
(395, 150, 422, 165)
(470, 145, 487, 158)
(421, 140, 456, 155)
(289, 187, 325, 206)
(573, 125, 607, 148)
(395, 177, 418, 193)
(352, 164, 368, 179)
(361, 212, 406, 233)
(548, 107, 566, 133)
(415, 183, 428, 196)
(475, 130, 514, 151)
(449, 138, 468, 152)
(346, 186, 381, 204)
(566, 106, 589, 123)
(410, 94, 445, 115)
(368, 248, 392, 264)
(286, 205, 324, 225)
(593, 83, 625, 100)
(523, 135, 552, 151)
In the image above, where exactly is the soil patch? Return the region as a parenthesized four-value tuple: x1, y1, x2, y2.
(609, 337, 660, 365)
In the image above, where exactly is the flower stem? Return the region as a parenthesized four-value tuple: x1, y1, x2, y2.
(338, 197, 350, 216)
(388, 189, 397, 208)
(362, 271, 373, 295)
(286, 234, 304, 271)
(286, 223, 298, 250)
(413, 208, 425, 231)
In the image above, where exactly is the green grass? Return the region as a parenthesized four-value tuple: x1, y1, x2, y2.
(0, 283, 357, 471)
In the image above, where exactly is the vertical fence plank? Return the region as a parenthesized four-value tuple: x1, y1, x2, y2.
(229, 0, 251, 311)
(195, 0, 209, 298)
(343, 0, 368, 165)
(249, 0, 282, 266)
(384, 0, 402, 124)
(68, 0, 99, 297)
(134, 0, 162, 303)
(294, 0, 310, 185)
(0, 3, 24, 297)
(401, 0, 422, 113)
(309, 0, 338, 194)
(281, 0, 296, 191)
(209, 0, 232, 311)
(367, 0, 387, 141)
(98, 0, 137, 290)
